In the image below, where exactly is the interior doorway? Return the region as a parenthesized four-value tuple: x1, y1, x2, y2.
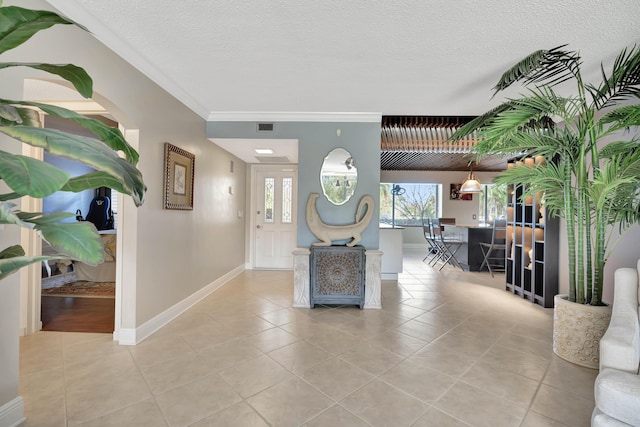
(20, 78, 139, 343)
(252, 165, 298, 269)
(38, 115, 119, 333)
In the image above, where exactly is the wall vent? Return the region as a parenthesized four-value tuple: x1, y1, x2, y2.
(257, 122, 275, 132)
(255, 156, 291, 163)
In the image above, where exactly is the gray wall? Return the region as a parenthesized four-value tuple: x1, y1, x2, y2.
(207, 121, 381, 249)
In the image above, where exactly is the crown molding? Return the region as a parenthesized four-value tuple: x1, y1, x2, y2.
(47, 0, 210, 120)
(207, 111, 382, 123)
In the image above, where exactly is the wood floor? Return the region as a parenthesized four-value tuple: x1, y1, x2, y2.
(41, 296, 115, 333)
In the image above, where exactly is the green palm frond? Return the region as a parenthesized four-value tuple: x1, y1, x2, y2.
(587, 45, 640, 109)
(600, 104, 640, 133)
(493, 45, 581, 94)
(589, 150, 640, 236)
(453, 43, 640, 306)
(450, 102, 514, 140)
(470, 90, 573, 157)
(494, 161, 566, 213)
(599, 140, 640, 160)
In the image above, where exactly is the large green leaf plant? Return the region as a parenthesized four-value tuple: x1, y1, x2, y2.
(0, 2, 146, 279)
(452, 45, 640, 306)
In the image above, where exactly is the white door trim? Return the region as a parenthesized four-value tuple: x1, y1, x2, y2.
(20, 127, 139, 345)
(249, 164, 298, 269)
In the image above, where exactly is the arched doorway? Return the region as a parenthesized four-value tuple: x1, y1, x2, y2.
(19, 79, 139, 344)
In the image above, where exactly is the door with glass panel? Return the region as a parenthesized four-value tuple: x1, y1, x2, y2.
(254, 166, 297, 269)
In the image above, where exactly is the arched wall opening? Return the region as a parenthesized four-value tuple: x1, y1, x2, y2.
(19, 78, 139, 344)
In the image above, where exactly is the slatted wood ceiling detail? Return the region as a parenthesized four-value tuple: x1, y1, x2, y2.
(380, 115, 508, 172)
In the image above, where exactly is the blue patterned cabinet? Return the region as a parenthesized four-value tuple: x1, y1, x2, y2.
(310, 245, 366, 308)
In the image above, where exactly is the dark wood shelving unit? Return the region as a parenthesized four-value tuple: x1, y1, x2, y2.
(504, 157, 559, 308)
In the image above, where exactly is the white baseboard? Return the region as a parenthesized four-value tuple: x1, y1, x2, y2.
(115, 264, 245, 345)
(381, 273, 398, 280)
(113, 328, 136, 345)
(0, 396, 25, 427)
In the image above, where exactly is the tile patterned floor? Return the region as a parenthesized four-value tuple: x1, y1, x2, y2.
(19, 250, 597, 426)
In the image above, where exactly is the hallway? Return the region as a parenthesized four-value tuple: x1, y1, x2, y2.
(19, 250, 596, 426)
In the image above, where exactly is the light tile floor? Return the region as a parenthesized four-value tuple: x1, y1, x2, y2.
(19, 249, 597, 426)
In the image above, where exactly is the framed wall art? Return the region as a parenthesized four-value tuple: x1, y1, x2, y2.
(450, 183, 472, 200)
(163, 142, 195, 210)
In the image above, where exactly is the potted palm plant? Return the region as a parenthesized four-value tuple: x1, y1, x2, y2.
(452, 44, 640, 368)
(0, 3, 146, 279)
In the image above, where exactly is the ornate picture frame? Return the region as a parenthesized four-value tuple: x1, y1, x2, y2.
(163, 143, 195, 210)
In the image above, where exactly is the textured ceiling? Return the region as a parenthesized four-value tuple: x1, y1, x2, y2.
(42, 0, 640, 170)
(46, 0, 640, 118)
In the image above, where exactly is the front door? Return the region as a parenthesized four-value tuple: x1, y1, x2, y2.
(254, 166, 297, 269)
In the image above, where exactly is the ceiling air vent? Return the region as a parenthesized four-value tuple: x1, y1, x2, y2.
(255, 156, 291, 163)
(257, 123, 275, 132)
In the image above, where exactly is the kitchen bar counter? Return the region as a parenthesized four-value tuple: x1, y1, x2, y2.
(442, 224, 494, 271)
(380, 225, 403, 279)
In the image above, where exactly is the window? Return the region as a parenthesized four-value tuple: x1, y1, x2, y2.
(110, 189, 119, 229)
(479, 183, 507, 224)
(380, 183, 439, 227)
(281, 177, 293, 223)
(264, 177, 274, 222)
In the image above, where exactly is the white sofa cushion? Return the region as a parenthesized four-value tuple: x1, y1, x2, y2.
(593, 408, 636, 426)
(595, 368, 640, 426)
(599, 267, 640, 374)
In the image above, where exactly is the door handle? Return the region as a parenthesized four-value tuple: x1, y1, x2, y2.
(257, 225, 263, 229)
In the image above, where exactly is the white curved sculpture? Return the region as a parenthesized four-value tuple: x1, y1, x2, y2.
(306, 193, 374, 247)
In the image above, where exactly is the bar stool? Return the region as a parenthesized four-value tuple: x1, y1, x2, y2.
(431, 223, 463, 270)
(438, 217, 462, 242)
(479, 219, 507, 277)
(422, 217, 438, 262)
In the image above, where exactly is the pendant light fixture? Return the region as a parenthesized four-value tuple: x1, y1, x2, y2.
(460, 170, 482, 193)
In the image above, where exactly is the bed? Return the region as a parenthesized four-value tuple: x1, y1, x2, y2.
(74, 231, 117, 282)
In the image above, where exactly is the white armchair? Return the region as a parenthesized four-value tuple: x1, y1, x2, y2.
(592, 260, 640, 427)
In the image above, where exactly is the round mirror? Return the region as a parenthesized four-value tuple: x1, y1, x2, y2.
(320, 148, 357, 205)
